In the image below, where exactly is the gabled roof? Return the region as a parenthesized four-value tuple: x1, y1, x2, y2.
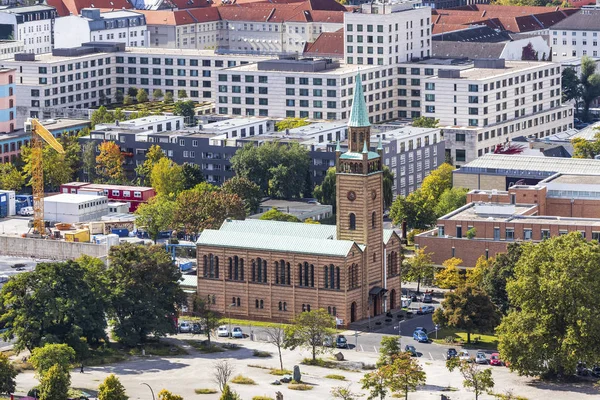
(304, 29, 343, 57)
(383, 229, 398, 245)
(46, 0, 133, 17)
(219, 218, 337, 239)
(433, 25, 513, 43)
(138, 8, 220, 25)
(550, 9, 600, 31)
(433, 41, 506, 59)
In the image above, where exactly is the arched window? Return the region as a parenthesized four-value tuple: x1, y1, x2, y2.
(328, 306, 332, 314)
(280, 259, 285, 285)
(302, 304, 306, 312)
(372, 211, 376, 228)
(234, 256, 239, 280)
(283, 302, 287, 311)
(240, 258, 244, 281)
(336, 266, 340, 290)
(255, 299, 259, 308)
(278, 301, 282, 311)
(257, 258, 262, 282)
(263, 261, 267, 283)
(307, 304, 311, 312)
(304, 262, 309, 287)
(286, 262, 291, 285)
(260, 300, 263, 309)
(333, 306, 336, 316)
(310, 264, 314, 287)
(324, 266, 329, 289)
(215, 257, 219, 278)
(236, 297, 240, 307)
(232, 296, 236, 305)
(349, 213, 356, 230)
(203, 255, 208, 277)
(373, 252, 376, 263)
(228, 257, 233, 280)
(209, 254, 214, 278)
(275, 261, 279, 284)
(298, 263, 303, 286)
(251, 260, 256, 282)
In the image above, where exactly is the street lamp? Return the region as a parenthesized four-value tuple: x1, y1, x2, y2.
(368, 297, 373, 332)
(228, 302, 235, 337)
(139, 382, 155, 400)
(394, 320, 405, 348)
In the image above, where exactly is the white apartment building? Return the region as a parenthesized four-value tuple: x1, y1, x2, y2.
(0, 5, 56, 54)
(421, 59, 573, 166)
(0, 40, 23, 60)
(54, 9, 148, 48)
(344, 0, 431, 66)
(550, 9, 600, 61)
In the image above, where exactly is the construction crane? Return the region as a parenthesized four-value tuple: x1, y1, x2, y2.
(24, 118, 65, 235)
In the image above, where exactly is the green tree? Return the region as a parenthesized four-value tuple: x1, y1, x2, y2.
(90, 106, 115, 128)
(106, 243, 185, 347)
(135, 144, 165, 186)
(219, 384, 240, 400)
(481, 243, 521, 314)
(173, 189, 245, 234)
(114, 90, 124, 104)
(412, 116, 439, 128)
(173, 100, 195, 119)
(98, 374, 128, 400)
(192, 295, 221, 345)
(21, 139, 75, 192)
(331, 385, 358, 400)
(382, 166, 394, 210)
(123, 94, 133, 106)
(95, 141, 125, 184)
(284, 308, 336, 361)
(0, 353, 17, 395)
(275, 117, 310, 131)
(150, 158, 185, 196)
(30, 344, 76, 378)
(259, 208, 300, 222)
(177, 90, 188, 99)
(572, 132, 600, 158)
(136, 88, 148, 103)
(434, 187, 468, 217)
(0, 163, 24, 191)
(385, 352, 426, 400)
(181, 162, 204, 190)
(420, 163, 454, 203)
(580, 55, 600, 121)
(82, 141, 98, 182)
(38, 364, 70, 400)
(377, 336, 401, 366)
(313, 167, 336, 212)
(434, 257, 462, 289)
(562, 67, 580, 110)
(497, 233, 600, 378)
(127, 87, 138, 98)
(221, 176, 262, 215)
(113, 108, 127, 122)
(433, 285, 500, 344)
(152, 89, 164, 101)
(164, 91, 174, 104)
(405, 247, 434, 294)
(361, 367, 388, 400)
(0, 261, 108, 353)
(389, 190, 436, 229)
(134, 196, 175, 243)
(158, 389, 183, 400)
(446, 357, 494, 400)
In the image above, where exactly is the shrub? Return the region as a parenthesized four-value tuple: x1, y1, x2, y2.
(466, 227, 477, 239)
(252, 397, 274, 400)
(195, 388, 218, 394)
(288, 383, 313, 391)
(269, 369, 292, 376)
(253, 349, 271, 357)
(407, 229, 424, 244)
(231, 375, 256, 385)
(325, 374, 346, 380)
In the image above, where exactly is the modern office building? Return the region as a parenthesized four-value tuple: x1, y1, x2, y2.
(0, 67, 15, 134)
(54, 9, 148, 49)
(416, 172, 600, 268)
(0, 5, 57, 54)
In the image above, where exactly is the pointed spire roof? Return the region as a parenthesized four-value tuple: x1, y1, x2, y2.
(377, 136, 383, 150)
(336, 140, 341, 152)
(348, 73, 371, 128)
(362, 140, 368, 153)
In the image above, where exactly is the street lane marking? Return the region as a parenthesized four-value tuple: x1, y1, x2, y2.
(429, 352, 434, 361)
(360, 345, 364, 352)
(373, 346, 378, 353)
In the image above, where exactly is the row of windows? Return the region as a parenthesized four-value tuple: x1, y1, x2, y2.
(116, 56, 237, 68)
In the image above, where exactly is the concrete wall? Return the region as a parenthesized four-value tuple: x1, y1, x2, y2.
(0, 235, 107, 260)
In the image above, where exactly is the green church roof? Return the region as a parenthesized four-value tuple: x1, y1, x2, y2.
(348, 73, 371, 128)
(339, 151, 380, 160)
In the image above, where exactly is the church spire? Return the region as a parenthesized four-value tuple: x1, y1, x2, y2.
(348, 73, 371, 128)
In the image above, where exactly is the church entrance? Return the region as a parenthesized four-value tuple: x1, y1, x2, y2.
(390, 289, 396, 310)
(369, 286, 387, 317)
(350, 302, 357, 323)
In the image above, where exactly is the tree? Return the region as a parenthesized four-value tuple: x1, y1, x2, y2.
(219, 384, 240, 400)
(82, 141, 98, 182)
(150, 158, 185, 196)
(313, 167, 336, 212)
(377, 336, 401, 366)
(21, 136, 78, 192)
(275, 117, 310, 131)
(572, 132, 600, 158)
(0, 163, 24, 191)
(389, 191, 436, 230)
(497, 233, 600, 378)
(0, 261, 108, 353)
(114, 90, 124, 104)
(446, 357, 494, 400)
(134, 196, 175, 244)
(385, 352, 426, 400)
(420, 163, 454, 203)
(123, 94, 133, 105)
(0, 353, 17, 395)
(173, 100, 195, 120)
(173, 189, 245, 234)
(412, 116, 439, 128)
(153, 89, 164, 101)
(134, 89, 147, 104)
(259, 208, 300, 222)
(30, 344, 75, 378)
(404, 247, 434, 294)
(113, 108, 127, 122)
(181, 162, 204, 190)
(433, 285, 500, 344)
(177, 90, 188, 99)
(521, 42, 538, 60)
(157, 389, 183, 400)
(213, 360, 234, 392)
(466, 255, 491, 288)
(562, 67, 580, 109)
(284, 308, 335, 361)
(106, 243, 185, 346)
(579, 55, 600, 121)
(164, 91, 174, 104)
(434, 257, 462, 289)
(221, 176, 262, 215)
(135, 144, 165, 186)
(191, 295, 221, 345)
(90, 106, 115, 128)
(382, 166, 394, 210)
(98, 374, 128, 400)
(264, 326, 286, 371)
(331, 385, 358, 400)
(96, 141, 124, 183)
(481, 243, 521, 314)
(127, 87, 138, 97)
(38, 364, 70, 400)
(361, 367, 388, 400)
(434, 187, 468, 217)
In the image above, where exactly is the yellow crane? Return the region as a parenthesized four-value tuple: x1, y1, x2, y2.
(24, 118, 65, 235)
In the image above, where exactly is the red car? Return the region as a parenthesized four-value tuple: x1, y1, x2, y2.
(489, 353, 503, 366)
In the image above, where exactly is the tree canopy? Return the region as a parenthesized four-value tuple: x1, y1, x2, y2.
(221, 176, 262, 215)
(259, 208, 301, 222)
(95, 141, 125, 184)
(275, 117, 310, 131)
(134, 196, 175, 243)
(284, 308, 335, 361)
(313, 167, 336, 212)
(181, 162, 205, 190)
(0, 163, 24, 192)
(0, 353, 16, 395)
(150, 157, 185, 197)
(98, 374, 128, 400)
(135, 144, 165, 186)
(412, 116, 439, 128)
(173, 100, 196, 120)
(404, 247, 434, 293)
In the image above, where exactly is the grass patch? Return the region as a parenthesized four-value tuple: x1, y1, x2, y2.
(129, 342, 187, 357)
(183, 340, 226, 353)
(248, 364, 270, 370)
(270, 369, 292, 376)
(325, 374, 346, 381)
(225, 318, 288, 328)
(252, 397, 274, 400)
(442, 386, 459, 392)
(431, 328, 498, 350)
(231, 375, 256, 385)
(85, 345, 129, 366)
(195, 389, 218, 394)
(253, 349, 272, 358)
(11, 359, 33, 373)
(301, 357, 338, 368)
(288, 383, 313, 391)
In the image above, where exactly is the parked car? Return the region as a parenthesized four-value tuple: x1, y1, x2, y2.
(336, 335, 348, 349)
(475, 351, 488, 364)
(191, 323, 203, 334)
(217, 326, 229, 337)
(323, 336, 334, 347)
(413, 330, 428, 343)
(415, 326, 428, 334)
(489, 353, 503, 366)
(231, 327, 243, 339)
(422, 305, 435, 314)
(447, 348, 458, 359)
(405, 345, 417, 357)
(459, 350, 471, 362)
(19, 206, 33, 216)
(423, 293, 433, 303)
(178, 321, 191, 333)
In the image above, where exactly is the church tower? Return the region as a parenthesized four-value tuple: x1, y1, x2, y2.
(336, 73, 385, 316)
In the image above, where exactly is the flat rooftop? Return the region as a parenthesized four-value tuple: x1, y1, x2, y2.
(445, 203, 536, 222)
(203, 117, 270, 131)
(224, 61, 380, 75)
(544, 174, 600, 186)
(375, 126, 440, 141)
(0, 119, 89, 140)
(44, 193, 106, 203)
(457, 154, 600, 175)
(433, 61, 554, 81)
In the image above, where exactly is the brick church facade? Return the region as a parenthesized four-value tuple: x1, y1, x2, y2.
(196, 74, 402, 326)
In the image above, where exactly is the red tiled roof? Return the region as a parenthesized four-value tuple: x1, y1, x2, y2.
(139, 8, 220, 25)
(46, 0, 132, 17)
(217, 0, 344, 23)
(165, 0, 214, 9)
(187, 6, 221, 22)
(304, 28, 343, 56)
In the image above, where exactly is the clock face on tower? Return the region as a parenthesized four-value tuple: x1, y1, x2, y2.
(347, 191, 356, 201)
(371, 189, 377, 200)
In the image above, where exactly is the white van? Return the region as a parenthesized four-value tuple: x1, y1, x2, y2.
(19, 207, 33, 216)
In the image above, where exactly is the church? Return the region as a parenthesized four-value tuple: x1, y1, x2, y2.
(196, 74, 402, 326)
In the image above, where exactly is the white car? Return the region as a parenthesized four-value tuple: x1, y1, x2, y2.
(217, 326, 229, 337)
(475, 351, 488, 364)
(231, 327, 243, 339)
(459, 350, 471, 362)
(19, 207, 33, 216)
(178, 321, 191, 333)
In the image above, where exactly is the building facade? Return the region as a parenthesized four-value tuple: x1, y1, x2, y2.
(0, 67, 15, 133)
(54, 9, 148, 49)
(0, 5, 56, 54)
(60, 182, 155, 212)
(550, 9, 600, 61)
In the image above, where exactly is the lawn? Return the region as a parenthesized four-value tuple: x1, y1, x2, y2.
(225, 318, 289, 328)
(431, 327, 499, 350)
